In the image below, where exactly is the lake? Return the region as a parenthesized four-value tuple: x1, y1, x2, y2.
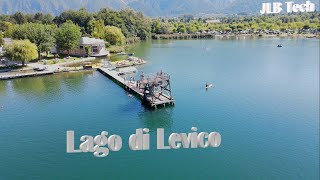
(0, 38, 319, 179)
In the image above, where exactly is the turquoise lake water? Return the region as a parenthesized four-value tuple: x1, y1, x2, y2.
(0, 38, 319, 179)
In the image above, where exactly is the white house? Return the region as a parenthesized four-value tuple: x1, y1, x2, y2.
(56, 37, 110, 57)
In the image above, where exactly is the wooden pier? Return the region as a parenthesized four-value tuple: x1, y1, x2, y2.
(98, 68, 175, 108)
(0, 70, 54, 80)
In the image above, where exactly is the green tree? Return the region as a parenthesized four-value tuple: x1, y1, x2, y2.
(159, 22, 174, 34)
(85, 46, 92, 57)
(4, 40, 38, 66)
(0, 33, 3, 46)
(186, 25, 197, 33)
(103, 26, 125, 45)
(12, 23, 56, 59)
(250, 23, 259, 31)
(11, 12, 27, 24)
(96, 8, 151, 39)
(177, 24, 186, 33)
(152, 20, 174, 34)
(55, 21, 82, 56)
(54, 8, 93, 34)
(88, 20, 105, 38)
(151, 20, 161, 34)
(0, 21, 14, 37)
(96, 8, 124, 30)
(33, 13, 53, 24)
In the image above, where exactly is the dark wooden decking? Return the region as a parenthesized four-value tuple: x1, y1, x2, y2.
(98, 68, 174, 108)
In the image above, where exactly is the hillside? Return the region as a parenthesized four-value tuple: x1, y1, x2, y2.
(0, 0, 319, 16)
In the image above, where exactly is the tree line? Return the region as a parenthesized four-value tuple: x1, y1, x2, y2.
(151, 13, 320, 34)
(1, 8, 319, 39)
(0, 8, 151, 40)
(1, 8, 147, 64)
(0, 8, 319, 65)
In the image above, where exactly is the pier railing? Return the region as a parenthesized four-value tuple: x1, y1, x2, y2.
(98, 68, 174, 108)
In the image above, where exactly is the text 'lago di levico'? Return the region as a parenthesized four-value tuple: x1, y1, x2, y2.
(66, 127, 221, 157)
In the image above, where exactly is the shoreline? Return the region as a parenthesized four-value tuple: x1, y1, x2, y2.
(0, 36, 318, 81)
(152, 33, 319, 40)
(0, 55, 147, 81)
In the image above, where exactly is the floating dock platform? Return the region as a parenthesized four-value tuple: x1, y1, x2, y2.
(98, 68, 175, 108)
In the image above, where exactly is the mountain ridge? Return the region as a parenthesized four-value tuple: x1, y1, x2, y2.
(0, 0, 319, 16)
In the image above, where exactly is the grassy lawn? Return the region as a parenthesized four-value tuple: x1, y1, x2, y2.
(39, 54, 81, 65)
(108, 46, 125, 53)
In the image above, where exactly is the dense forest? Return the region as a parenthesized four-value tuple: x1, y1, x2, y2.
(160, 13, 319, 34)
(0, 8, 319, 58)
(1, 9, 319, 39)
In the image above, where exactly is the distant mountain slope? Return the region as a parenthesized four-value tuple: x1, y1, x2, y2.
(0, 0, 318, 16)
(0, 0, 128, 15)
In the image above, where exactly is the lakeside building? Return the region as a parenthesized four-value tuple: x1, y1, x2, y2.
(205, 19, 220, 24)
(54, 37, 110, 57)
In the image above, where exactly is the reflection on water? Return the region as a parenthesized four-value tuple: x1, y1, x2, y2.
(12, 77, 47, 94)
(0, 81, 7, 94)
(0, 71, 94, 98)
(138, 107, 174, 132)
(127, 41, 153, 58)
(61, 71, 93, 91)
(0, 38, 318, 180)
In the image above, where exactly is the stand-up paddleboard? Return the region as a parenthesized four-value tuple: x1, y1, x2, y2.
(205, 84, 213, 89)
